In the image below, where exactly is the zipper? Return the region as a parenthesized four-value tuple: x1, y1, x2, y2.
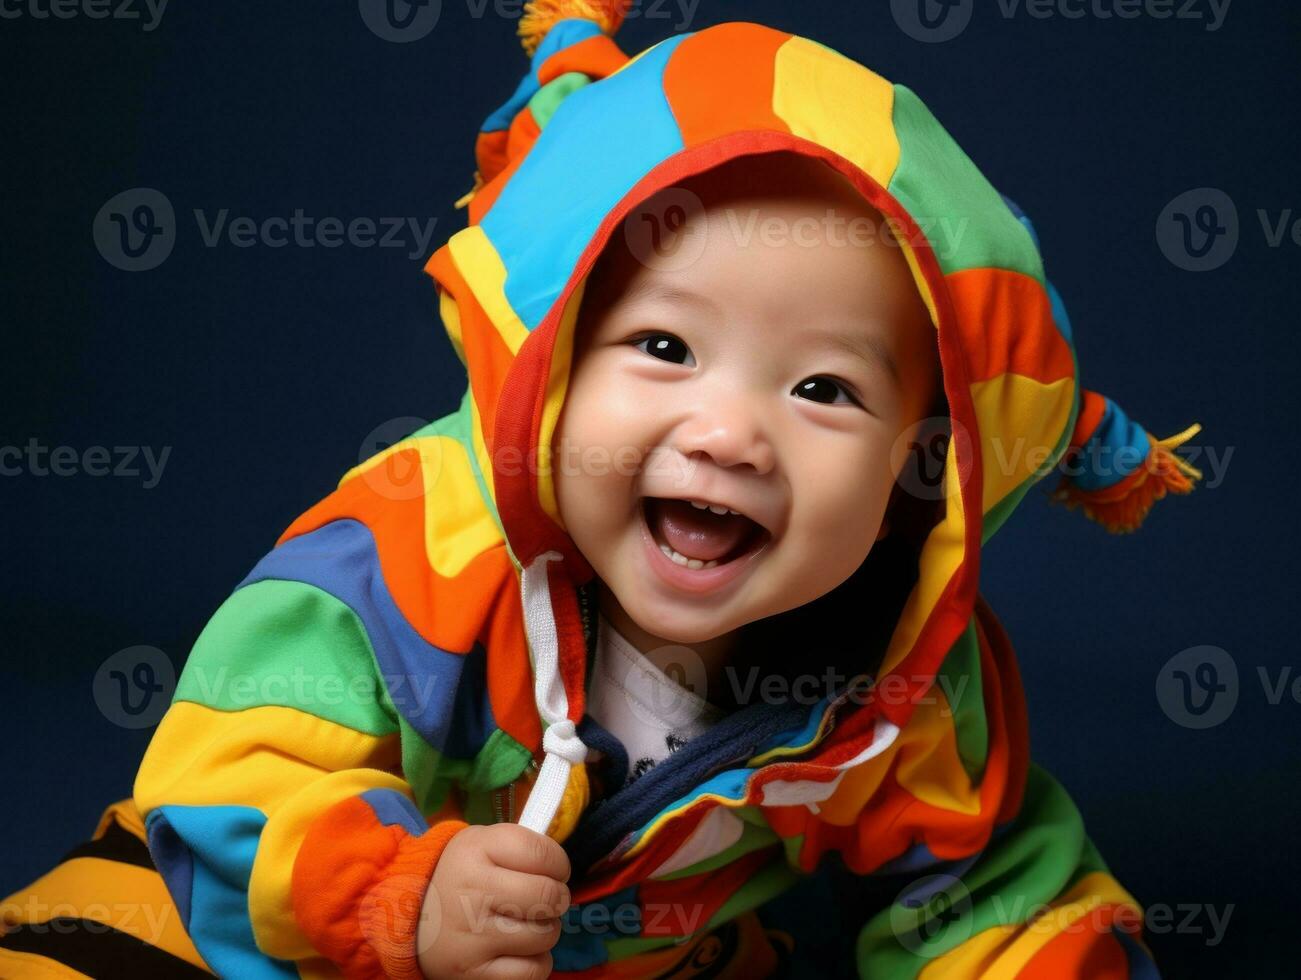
(492, 756, 541, 823)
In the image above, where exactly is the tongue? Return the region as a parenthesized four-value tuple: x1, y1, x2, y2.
(648, 498, 756, 562)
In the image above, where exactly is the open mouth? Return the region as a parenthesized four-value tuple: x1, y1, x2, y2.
(641, 496, 771, 571)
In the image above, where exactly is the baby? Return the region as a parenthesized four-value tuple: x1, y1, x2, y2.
(419, 150, 944, 976)
(3, 6, 1202, 979)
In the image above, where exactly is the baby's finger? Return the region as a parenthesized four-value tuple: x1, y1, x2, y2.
(481, 823, 572, 882)
(482, 866, 571, 920)
(480, 913, 562, 958)
(470, 952, 553, 980)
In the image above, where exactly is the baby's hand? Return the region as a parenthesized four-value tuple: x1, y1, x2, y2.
(417, 823, 571, 980)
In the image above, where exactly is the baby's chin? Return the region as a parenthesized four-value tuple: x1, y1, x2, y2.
(609, 567, 761, 646)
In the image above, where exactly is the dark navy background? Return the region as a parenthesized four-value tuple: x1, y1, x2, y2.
(3, 1, 1295, 975)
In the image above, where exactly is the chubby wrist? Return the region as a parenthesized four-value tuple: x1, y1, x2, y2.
(362, 819, 470, 980)
(292, 796, 469, 980)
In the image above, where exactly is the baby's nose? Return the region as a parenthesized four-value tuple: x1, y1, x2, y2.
(671, 409, 776, 476)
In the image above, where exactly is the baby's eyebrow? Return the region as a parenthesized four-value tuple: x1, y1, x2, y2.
(618, 279, 723, 318)
(819, 330, 901, 386)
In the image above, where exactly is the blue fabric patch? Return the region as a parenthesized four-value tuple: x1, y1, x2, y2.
(359, 787, 427, 836)
(749, 695, 832, 758)
(149, 804, 297, 979)
(480, 32, 690, 330)
(144, 807, 194, 931)
(1117, 923, 1163, 979)
(1045, 275, 1075, 346)
(444, 642, 497, 760)
(552, 885, 641, 971)
(237, 519, 473, 754)
(532, 18, 604, 69)
(1073, 397, 1151, 492)
(481, 19, 603, 132)
(1001, 193, 1042, 251)
(565, 699, 807, 877)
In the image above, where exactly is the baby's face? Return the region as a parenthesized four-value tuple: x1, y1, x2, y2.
(552, 154, 940, 646)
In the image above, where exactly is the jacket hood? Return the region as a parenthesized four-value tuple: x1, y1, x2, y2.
(418, 5, 1203, 890)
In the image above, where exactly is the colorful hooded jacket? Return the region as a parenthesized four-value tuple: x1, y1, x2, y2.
(112, 5, 1204, 979)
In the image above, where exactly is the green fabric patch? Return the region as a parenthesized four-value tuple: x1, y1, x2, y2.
(605, 856, 800, 961)
(856, 763, 1093, 976)
(887, 85, 1044, 283)
(173, 578, 399, 737)
(529, 72, 591, 130)
(935, 620, 988, 784)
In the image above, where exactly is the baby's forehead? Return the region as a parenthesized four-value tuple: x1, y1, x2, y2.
(680, 150, 885, 224)
(589, 151, 889, 299)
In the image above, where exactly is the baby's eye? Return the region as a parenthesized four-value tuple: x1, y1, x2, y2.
(793, 377, 858, 406)
(633, 333, 696, 367)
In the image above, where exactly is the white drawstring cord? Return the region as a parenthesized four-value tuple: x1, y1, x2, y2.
(516, 550, 589, 834)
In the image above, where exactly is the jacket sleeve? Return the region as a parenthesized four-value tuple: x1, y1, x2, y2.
(854, 762, 1160, 978)
(134, 522, 472, 979)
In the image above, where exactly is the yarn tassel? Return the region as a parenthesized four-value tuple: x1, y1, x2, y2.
(1051, 422, 1204, 534)
(454, 169, 485, 210)
(518, 0, 632, 57)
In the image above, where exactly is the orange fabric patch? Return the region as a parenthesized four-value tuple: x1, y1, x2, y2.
(292, 794, 466, 979)
(425, 244, 515, 459)
(475, 130, 510, 186)
(663, 23, 793, 146)
(538, 33, 630, 85)
(1070, 388, 1109, 448)
(1018, 904, 1132, 978)
(946, 268, 1076, 386)
(506, 106, 543, 172)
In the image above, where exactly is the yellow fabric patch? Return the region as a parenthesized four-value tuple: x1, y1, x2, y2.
(772, 36, 901, 190)
(879, 446, 967, 679)
(133, 701, 407, 963)
(421, 436, 505, 579)
(340, 434, 501, 579)
(0, 856, 212, 973)
(917, 871, 1141, 978)
(448, 226, 530, 355)
(439, 289, 466, 366)
(468, 391, 497, 509)
(970, 374, 1075, 515)
(820, 687, 976, 824)
(0, 948, 96, 979)
(537, 278, 588, 530)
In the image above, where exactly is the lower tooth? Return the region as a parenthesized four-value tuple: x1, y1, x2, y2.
(659, 543, 720, 570)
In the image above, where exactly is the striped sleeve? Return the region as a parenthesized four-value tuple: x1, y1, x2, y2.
(133, 522, 471, 979)
(855, 763, 1160, 978)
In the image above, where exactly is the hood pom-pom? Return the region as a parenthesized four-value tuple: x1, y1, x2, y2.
(1051, 424, 1203, 533)
(518, 0, 632, 57)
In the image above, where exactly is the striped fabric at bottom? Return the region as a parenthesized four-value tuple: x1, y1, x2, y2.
(1, 797, 214, 979)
